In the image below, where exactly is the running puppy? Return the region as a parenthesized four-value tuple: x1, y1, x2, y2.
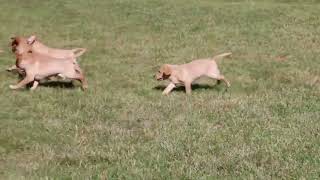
(10, 37, 87, 90)
(155, 52, 231, 95)
(8, 35, 86, 72)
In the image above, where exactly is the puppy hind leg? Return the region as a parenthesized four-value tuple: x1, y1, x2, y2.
(207, 73, 230, 88)
(184, 81, 192, 95)
(76, 69, 88, 90)
(73, 64, 88, 90)
(77, 75, 88, 90)
(64, 71, 88, 90)
(215, 75, 230, 88)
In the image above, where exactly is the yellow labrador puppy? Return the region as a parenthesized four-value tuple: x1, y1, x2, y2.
(156, 52, 231, 95)
(8, 35, 86, 72)
(10, 37, 87, 90)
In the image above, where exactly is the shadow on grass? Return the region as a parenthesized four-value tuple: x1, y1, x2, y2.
(153, 83, 227, 93)
(26, 81, 76, 89)
(41, 81, 75, 88)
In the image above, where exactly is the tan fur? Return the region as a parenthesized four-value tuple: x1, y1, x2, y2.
(26, 35, 86, 58)
(10, 37, 87, 90)
(7, 35, 86, 72)
(156, 52, 231, 95)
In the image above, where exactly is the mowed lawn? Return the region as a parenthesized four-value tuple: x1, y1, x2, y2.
(0, 0, 320, 178)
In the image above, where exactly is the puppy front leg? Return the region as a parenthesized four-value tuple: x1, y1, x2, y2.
(162, 83, 176, 95)
(9, 75, 34, 90)
(185, 82, 192, 95)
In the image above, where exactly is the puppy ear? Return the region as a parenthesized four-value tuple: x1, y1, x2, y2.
(10, 36, 18, 43)
(9, 37, 18, 47)
(163, 64, 172, 76)
(27, 35, 37, 45)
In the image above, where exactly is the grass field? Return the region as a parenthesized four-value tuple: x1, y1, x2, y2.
(0, 0, 320, 179)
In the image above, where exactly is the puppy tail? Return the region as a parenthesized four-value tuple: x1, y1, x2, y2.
(212, 52, 232, 61)
(72, 48, 87, 58)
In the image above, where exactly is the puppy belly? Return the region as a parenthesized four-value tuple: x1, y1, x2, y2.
(35, 73, 58, 80)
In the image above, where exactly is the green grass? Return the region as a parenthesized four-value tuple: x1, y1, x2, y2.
(0, 0, 320, 179)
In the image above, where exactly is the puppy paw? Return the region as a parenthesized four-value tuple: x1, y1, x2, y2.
(57, 74, 67, 80)
(81, 85, 88, 91)
(6, 68, 14, 72)
(30, 87, 37, 91)
(9, 85, 18, 89)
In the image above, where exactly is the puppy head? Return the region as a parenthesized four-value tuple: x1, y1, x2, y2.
(156, 64, 172, 81)
(11, 36, 33, 55)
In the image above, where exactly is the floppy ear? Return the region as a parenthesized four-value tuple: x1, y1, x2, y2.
(9, 37, 18, 47)
(10, 37, 15, 46)
(162, 64, 172, 76)
(27, 35, 37, 44)
(10, 36, 18, 43)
